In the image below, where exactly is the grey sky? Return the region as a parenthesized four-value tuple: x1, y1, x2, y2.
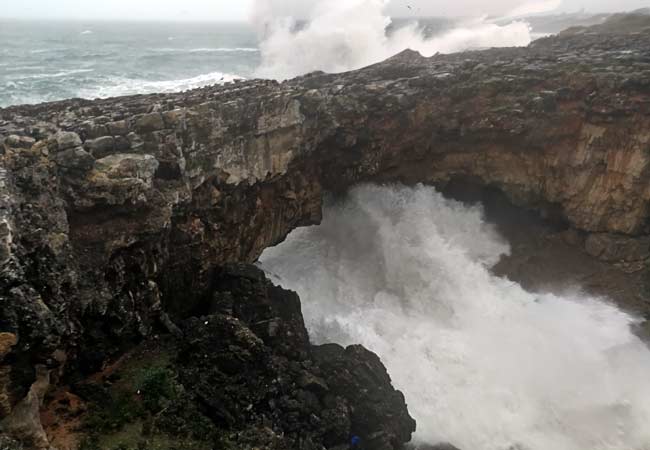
(1, 0, 648, 21)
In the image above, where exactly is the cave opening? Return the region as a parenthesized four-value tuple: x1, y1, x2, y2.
(258, 181, 650, 450)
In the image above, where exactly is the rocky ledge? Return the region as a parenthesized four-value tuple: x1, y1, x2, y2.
(1, 13, 650, 450)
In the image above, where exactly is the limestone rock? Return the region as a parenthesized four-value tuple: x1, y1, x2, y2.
(94, 153, 159, 181)
(0, 19, 649, 449)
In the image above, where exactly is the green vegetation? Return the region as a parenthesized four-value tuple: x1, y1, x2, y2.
(77, 342, 227, 450)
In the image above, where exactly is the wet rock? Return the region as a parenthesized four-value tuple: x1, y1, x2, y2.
(0, 19, 649, 448)
(585, 233, 650, 262)
(313, 344, 416, 450)
(172, 265, 414, 450)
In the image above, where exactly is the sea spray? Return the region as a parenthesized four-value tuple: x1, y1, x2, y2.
(260, 184, 650, 450)
(253, 0, 533, 80)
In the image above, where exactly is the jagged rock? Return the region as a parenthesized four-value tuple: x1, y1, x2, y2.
(0, 19, 649, 448)
(175, 265, 414, 450)
(313, 344, 416, 450)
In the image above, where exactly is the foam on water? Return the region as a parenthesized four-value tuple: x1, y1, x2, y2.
(260, 184, 650, 450)
(254, 0, 533, 80)
(78, 71, 242, 99)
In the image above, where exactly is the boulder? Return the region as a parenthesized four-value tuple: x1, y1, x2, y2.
(54, 131, 82, 150)
(54, 147, 95, 172)
(85, 135, 115, 157)
(134, 112, 164, 133)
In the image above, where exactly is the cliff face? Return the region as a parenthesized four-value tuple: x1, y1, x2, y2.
(1, 19, 649, 449)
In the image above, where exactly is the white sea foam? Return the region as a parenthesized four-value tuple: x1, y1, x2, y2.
(254, 0, 533, 80)
(78, 71, 242, 99)
(260, 184, 650, 450)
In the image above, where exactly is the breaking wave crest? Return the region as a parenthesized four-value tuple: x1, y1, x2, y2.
(254, 0, 533, 80)
(260, 184, 650, 450)
(79, 71, 242, 99)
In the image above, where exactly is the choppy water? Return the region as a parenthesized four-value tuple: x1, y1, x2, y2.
(0, 20, 259, 107)
(260, 185, 650, 450)
(2, 10, 587, 109)
(1, 15, 552, 108)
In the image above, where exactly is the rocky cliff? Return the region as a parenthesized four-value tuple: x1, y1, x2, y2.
(1, 16, 650, 450)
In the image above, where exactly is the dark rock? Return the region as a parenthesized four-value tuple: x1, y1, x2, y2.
(54, 147, 95, 172)
(84, 135, 115, 157)
(1, 20, 650, 449)
(54, 131, 82, 150)
(313, 344, 416, 450)
(585, 233, 650, 262)
(172, 265, 414, 450)
(134, 112, 164, 133)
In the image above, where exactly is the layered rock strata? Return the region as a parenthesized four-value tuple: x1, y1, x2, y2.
(1, 16, 650, 449)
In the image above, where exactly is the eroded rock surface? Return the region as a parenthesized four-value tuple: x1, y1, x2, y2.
(0, 17, 649, 449)
(44, 265, 414, 450)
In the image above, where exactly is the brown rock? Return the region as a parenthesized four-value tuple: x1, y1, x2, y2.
(134, 112, 164, 133)
(0, 333, 17, 360)
(585, 233, 650, 262)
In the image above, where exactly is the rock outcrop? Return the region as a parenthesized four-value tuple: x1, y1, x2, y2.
(1, 17, 649, 449)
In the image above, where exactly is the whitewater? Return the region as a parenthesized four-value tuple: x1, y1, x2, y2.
(0, 0, 536, 107)
(260, 185, 650, 450)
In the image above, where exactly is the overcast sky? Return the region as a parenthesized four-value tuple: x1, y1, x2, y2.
(1, 0, 648, 21)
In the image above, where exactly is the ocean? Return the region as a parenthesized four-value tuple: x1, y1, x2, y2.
(0, 20, 260, 107)
(1, 16, 559, 108)
(1, 14, 588, 109)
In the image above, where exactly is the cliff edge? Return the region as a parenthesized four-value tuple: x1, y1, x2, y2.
(1, 17, 650, 449)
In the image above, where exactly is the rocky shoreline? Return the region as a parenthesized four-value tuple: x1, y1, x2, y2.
(1, 13, 650, 450)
